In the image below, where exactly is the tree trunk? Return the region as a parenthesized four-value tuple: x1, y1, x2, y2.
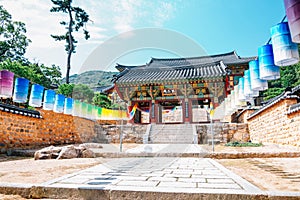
(66, 7, 74, 84)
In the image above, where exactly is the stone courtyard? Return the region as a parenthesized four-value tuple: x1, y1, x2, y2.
(1, 144, 300, 200)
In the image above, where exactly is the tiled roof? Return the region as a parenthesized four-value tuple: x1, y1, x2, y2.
(247, 84, 300, 119)
(287, 102, 300, 114)
(114, 51, 255, 84)
(148, 51, 255, 68)
(115, 61, 227, 85)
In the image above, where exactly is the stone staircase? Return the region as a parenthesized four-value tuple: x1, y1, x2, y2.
(148, 124, 194, 144)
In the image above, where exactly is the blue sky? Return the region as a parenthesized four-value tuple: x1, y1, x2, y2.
(0, 0, 285, 75)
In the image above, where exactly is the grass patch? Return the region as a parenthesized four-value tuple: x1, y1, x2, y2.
(225, 141, 263, 147)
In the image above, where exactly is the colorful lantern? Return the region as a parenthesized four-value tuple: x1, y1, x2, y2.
(258, 44, 280, 80)
(244, 70, 259, 100)
(225, 95, 232, 115)
(0, 70, 14, 98)
(72, 100, 81, 116)
(29, 84, 44, 107)
(43, 90, 56, 110)
(81, 102, 88, 118)
(249, 60, 268, 91)
(270, 22, 299, 66)
(87, 104, 93, 119)
(284, 0, 300, 43)
(97, 107, 102, 120)
(230, 90, 236, 110)
(13, 78, 29, 103)
(238, 77, 246, 101)
(64, 97, 74, 115)
(53, 94, 65, 113)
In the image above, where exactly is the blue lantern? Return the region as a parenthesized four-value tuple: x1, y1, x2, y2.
(249, 60, 268, 91)
(53, 94, 65, 113)
(64, 97, 74, 115)
(29, 84, 44, 107)
(258, 44, 280, 80)
(13, 78, 29, 103)
(244, 70, 259, 100)
(270, 22, 299, 66)
(43, 90, 56, 110)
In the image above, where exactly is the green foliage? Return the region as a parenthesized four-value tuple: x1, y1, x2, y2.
(72, 84, 94, 103)
(93, 93, 112, 109)
(50, 0, 90, 83)
(0, 59, 62, 88)
(225, 141, 263, 147)
(263, 60, 300, 101)
(57, 83, 74, 97)
(0, 5, 31, 62)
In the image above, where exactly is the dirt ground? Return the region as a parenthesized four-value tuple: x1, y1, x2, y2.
(217, 158, 300, 192)
(0, 156, 103, 184)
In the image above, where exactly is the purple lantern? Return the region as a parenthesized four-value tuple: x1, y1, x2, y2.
(284, 0, 300, 43)
(0, 70, 14, 98)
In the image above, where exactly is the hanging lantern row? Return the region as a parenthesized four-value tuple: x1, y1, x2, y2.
(0, 70, 128, 120)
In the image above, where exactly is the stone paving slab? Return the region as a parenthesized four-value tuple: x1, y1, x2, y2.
(40, 157, 262, 197)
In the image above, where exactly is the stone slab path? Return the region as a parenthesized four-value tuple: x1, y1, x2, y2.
(42, 157, 261, 195)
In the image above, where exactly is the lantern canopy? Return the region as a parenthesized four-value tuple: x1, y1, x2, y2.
(258, 44, 280, 80)
(29, 84, 44, 107)
(249, 60, 268, 91)
(64, 97, 74, 115)
(53, 94, 65, 113)
(13, 78, 29, 103)
(284, 0, 300, 43)
(43, 90, 56, 110)
(0, 70, 14, 98)
(270, 22, 299, 66)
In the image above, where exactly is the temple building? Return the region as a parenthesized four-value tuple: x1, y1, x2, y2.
(113, 51, 254, 124)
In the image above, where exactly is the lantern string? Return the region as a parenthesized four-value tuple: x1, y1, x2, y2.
(266, 15, 287, 45)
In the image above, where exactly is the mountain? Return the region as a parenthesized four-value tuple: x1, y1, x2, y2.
(62, 70, 118, 88)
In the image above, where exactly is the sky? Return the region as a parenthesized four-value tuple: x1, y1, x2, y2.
(0, 0, 286, 76)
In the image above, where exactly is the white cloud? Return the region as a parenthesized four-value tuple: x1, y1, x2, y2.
(0, 0, 181, 74)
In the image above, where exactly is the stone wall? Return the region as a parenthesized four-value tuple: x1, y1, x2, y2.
(248, 97, 300, 147)
(236, 109, 256, 123)
(0, 109, 99, 153)
(102, 124, 146, 143)
(196, 123, 249, 144)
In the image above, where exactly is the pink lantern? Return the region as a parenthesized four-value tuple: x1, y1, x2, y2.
(284, 0, 300, 43)
(0, 70, 14, 98)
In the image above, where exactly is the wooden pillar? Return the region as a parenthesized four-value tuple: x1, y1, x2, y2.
(150, 100, 156, 124)
(184, 98, 190, 123)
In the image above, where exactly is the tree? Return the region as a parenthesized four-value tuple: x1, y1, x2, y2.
(263, 63, 300, 100)
(72, 84, 94, 103)
(50, 0, 90, 84)
(57, 83, 74, 97)
(0, 5, 31, 62)
(93, 93, 112, 109)
(0, 59, 62, 88)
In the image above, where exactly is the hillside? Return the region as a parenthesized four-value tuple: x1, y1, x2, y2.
(62, 70, 118, 88)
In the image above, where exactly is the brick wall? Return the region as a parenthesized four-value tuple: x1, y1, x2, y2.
(0, 109, 98, 153)
(248, 97, 300, 147)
